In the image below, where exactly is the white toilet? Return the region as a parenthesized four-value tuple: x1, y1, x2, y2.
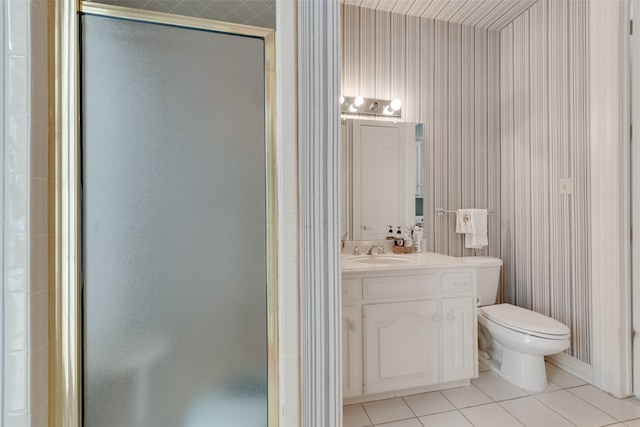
(473, 257, 570, 392)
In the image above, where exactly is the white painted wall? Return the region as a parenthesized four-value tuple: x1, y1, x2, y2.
(589, 0, 632, 398)
(633, 0, 640, 397)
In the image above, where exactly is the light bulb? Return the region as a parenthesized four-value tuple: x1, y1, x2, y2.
(340, 95, 345, 104)
(349, 104, 357, 112)
(390, 98, 402, 111)
(354, 96, 364, 107)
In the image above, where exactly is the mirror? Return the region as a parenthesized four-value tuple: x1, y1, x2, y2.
(340, 119, 424, 240)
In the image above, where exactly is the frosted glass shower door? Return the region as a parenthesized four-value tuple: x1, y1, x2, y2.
(81, 14, 268, 427)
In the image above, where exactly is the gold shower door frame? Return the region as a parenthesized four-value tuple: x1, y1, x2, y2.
(51, 2, 279, 426)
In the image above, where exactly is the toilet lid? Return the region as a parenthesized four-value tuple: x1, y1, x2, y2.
(480, 303, 570, 338)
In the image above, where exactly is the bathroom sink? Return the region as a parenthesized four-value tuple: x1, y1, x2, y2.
(352, 256, 412, 265)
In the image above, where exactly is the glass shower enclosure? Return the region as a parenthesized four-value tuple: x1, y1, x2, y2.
(81, 12, 272, 426)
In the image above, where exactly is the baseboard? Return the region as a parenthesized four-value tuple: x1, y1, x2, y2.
(343, 379, 470, 405)
(546, 353, 594, 384)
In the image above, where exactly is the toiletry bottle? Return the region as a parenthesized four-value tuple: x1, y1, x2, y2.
(413, 225, 424, 253)
(386, 225, 395, 240)
(403, 227, 414, 253)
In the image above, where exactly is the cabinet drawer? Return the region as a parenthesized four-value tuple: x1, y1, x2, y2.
(442, 272, 473, 293)
(342, 278, 360, 304)
(363, 275, 438, 299)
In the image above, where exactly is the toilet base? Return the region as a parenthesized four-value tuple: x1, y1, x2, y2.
(481, 348, 548, 392)
(500, 348, 548, 392)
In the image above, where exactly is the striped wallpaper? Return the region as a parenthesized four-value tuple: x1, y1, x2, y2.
(342, 0, 591, 364)
(298, 0, 343, 425)
(341, 4, 502, 258)
(500, 0, 591, 363)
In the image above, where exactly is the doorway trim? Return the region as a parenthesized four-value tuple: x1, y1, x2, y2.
(589, 0, 633, 398)
(632, 0, 640, 397)
(52, 2, 279, 425)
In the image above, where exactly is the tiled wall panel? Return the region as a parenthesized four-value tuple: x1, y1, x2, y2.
(341, 4, 502, 258)
(3, 0, 50, 426)
(276, 1, 300, 425)
(499, 0, 591, 363)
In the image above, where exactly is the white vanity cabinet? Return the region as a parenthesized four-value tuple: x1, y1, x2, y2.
(342, 305, 362, 398)
(363, 299, 440, 394)
(342, 279, 363, 398)
(342, 265, 478, 402)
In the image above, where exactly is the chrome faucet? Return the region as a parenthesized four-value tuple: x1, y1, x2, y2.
(352, 244, 361, 255)
(367, 243, 386, 255)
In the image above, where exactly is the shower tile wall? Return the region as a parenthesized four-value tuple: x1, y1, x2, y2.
(499, 0, 591, 364)
(342, 0, 592, 365)
(341, 4, 502, 260)
(3, 0, 50, 426)
(277, 1, 300, 425)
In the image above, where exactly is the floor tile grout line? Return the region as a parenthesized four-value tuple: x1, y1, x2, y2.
(564, 385, 640, 423)
(503, 397, 587, 427)
(400, 394, 420, 419)
(456, 406, 479, 427)
(526, 391, 587, 427)
(359, 402, 375, 427)
(540, 386, 628, 423)
(362, 398, 420, 426)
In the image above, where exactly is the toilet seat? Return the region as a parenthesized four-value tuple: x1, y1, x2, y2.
(480, 303, 570, 339)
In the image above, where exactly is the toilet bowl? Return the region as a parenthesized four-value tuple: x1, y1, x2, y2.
(478, 303, 570, 391)
(470, 257, 571, 392)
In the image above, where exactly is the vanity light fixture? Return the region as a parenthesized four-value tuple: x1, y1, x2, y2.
(340, 95, 402, 117)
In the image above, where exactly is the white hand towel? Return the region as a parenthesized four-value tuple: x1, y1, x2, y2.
(456, 209, 473, 233)
(465, 209, 488, 249)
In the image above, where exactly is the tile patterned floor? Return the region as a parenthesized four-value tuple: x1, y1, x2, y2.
(344, 362, 640, 427)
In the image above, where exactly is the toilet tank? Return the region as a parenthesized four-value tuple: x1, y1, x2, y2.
(469, 256, 503, 307)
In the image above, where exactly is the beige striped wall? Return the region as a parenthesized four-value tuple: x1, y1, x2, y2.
(500, 0, 590, 363)
(341, 4, 502, 259)
(342, 0, 591, 364)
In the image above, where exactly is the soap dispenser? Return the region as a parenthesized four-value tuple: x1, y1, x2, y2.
(393, 226, 404, 253)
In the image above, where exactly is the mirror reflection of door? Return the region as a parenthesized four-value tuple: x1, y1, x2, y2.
(350, 120, 416, 240)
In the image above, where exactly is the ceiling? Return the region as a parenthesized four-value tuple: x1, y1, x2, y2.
(341, 0, 539, 30)
(88, 0, 537, 38)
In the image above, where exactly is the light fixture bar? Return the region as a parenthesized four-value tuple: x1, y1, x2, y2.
(340, 95, 402, 117)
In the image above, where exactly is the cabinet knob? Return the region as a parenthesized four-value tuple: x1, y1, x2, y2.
(447, 313, 455, 321)
(432, 314, 440, 322)
(350, 320, 358, 331)
(362, 225, 373, 230)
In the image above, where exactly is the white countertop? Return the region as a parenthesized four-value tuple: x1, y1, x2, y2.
(341, 251, 486, 272)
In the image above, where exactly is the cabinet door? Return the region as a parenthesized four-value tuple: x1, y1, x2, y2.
(363, 300, 439, 395)
(442, 297, 476, 382)
(342, 305, 363, 398)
